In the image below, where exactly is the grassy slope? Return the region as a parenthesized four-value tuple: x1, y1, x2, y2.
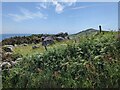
(13, 39, 74, 56)
(13, 31, 117, 56)
(2, 31, 120, 88)
(13, 29, 98, 56)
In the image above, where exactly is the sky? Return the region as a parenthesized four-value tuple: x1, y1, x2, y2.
(2, 1, 118, 34)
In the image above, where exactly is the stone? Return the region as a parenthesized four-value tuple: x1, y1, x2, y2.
(4, 45, 13, 48)
(3, 47, 13, 52)
(23, 43, 28, 46)
(10, 61, 17, 66)
(14, 44, 17, 47)
(16, 58, 22, 61)
(42, 36, 54, 46)
(56, 37, 65, 42)
(0, 62, 12, 69)
(32, 45, 39, 49)
(4, 52, 13, 56)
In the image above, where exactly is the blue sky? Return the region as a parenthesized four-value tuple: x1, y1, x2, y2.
(2, 2, 118, 34)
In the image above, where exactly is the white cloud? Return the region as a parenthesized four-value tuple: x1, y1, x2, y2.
(63, 0, 77, 6)
(52, 0, 58, 5)
(55, 3, 64, 13)
(8, 8, 47, 22)
(36, 6, 41, 10)
(52, 0, 77, 14)
(35, 0, 77, 14)
(71, 5, 90, 9)
(71, 4, 103, 10)
(40, 3, 47, 9)
(36, 2, 47, 10)
(63, 0, 77, 2)
(52, 0, 64, 14)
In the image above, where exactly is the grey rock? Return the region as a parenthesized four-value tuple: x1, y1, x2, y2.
(42, 36, 54, 46)
(56, 37, 65, 42)
(3, 47, 13, 52)
(23, 43, 28, 46)
(0, 62, 12, 69)
(16, 58, 22, 61)
(32, 46, 39, 49)
(4, 52, 13, 56)
(10, 61, 17, 66)
(14, 44, 17, 47)
(4, 45, 14, 48)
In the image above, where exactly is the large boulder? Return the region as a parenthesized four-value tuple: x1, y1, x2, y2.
(42, 36, 54, 46)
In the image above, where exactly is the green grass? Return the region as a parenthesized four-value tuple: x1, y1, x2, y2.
(13, 43, 45, 56)
(2, 31, 120, 88)
(13, 39, 74, 56)
(13, 31, 118, 57)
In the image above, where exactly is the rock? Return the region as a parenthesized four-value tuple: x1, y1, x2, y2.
(56, 37, 65, 42)
(22, 43, 28, 46)
(4, 52, 13, 56)
(4, 45, 14, 48)
(65, 36, 70, 40)
(14, 44, 17, 47)
(42, 36, 54, 46)
(32, 46, 39, 49)
(2, 52, 13, 62)
(10, 61, 17, 66)
(16, 58, 22, 62)
(41, 36, 46, 41)
(3, 47, 13, 52)
(0, 54, 2, 61)
(2, 45, 14, 52)
(0, 62, 12, 69)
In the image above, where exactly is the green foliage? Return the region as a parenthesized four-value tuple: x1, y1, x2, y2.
(2, 32, 120, 88)
(2, 34, 43, 45)
(11, 53, 23, 61)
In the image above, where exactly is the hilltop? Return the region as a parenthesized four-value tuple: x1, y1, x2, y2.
(72, 28, 99, 36)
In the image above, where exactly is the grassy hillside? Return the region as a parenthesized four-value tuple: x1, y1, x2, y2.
(13, 40, 72, 56)
(70, 28, 99, 38)
(12, 28, 99, 56)
(2, 31, 120, 88)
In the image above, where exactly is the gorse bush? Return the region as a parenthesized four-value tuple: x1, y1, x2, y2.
(2, 32, 120, 88)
